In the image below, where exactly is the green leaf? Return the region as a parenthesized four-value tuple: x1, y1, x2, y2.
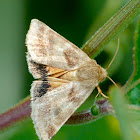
(110, 86, 140, 140)
(126, 17, 140, 105)
(128, 105, 140, 138)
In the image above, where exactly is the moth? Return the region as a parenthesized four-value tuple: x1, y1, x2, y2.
(26, 19, 109, 140)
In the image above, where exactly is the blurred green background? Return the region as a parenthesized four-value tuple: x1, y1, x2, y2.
(0, 0, 136, 139)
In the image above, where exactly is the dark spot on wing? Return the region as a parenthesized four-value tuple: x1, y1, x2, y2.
(32, 81, 50, 99)
(68, 86, 75, 98)
(54, 108, 62, 116)
(30, 60, 48, 80)
(38, 64, 47, 80)
(28, 57, 52, 98)
(64, 48, 79, 67)
(36, 81, 50, 97)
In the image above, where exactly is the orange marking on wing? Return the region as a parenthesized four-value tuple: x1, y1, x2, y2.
(48, 77, 69, 89)
(46, 66, 65, 76)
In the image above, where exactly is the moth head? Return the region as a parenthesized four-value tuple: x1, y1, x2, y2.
(98, 66, 107, 82)
(99, 64, 117, 88)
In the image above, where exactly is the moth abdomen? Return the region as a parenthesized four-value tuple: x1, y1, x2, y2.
(77, 63, 107, 83)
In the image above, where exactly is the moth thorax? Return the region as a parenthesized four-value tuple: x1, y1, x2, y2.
(77, 65, 107, 82)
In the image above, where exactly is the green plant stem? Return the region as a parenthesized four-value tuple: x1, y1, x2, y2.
(123, 17, 140, 90)
(123, 79, 140, 94)
(82, 0, 140, 58)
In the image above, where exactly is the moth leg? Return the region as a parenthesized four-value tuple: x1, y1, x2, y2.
(96, 86, 109, 98)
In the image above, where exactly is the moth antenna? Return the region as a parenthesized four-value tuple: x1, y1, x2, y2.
(106, 38, 119, 70)
(106, 76, 118, 88)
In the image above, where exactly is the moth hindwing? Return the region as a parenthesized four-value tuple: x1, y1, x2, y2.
(26, 19, 107, 140)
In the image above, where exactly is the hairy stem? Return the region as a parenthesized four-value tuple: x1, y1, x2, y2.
(82, 0, 140, 58)
(123, 17, 140, 90)
(0, 96, 31, 131)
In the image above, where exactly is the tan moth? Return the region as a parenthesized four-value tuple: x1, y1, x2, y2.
(26, 19, 114, 140)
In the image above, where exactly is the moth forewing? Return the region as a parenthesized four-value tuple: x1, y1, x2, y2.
(31, 81, 94, 140)
(26, 19, 91, 70)
(26, 19, 108, 140)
